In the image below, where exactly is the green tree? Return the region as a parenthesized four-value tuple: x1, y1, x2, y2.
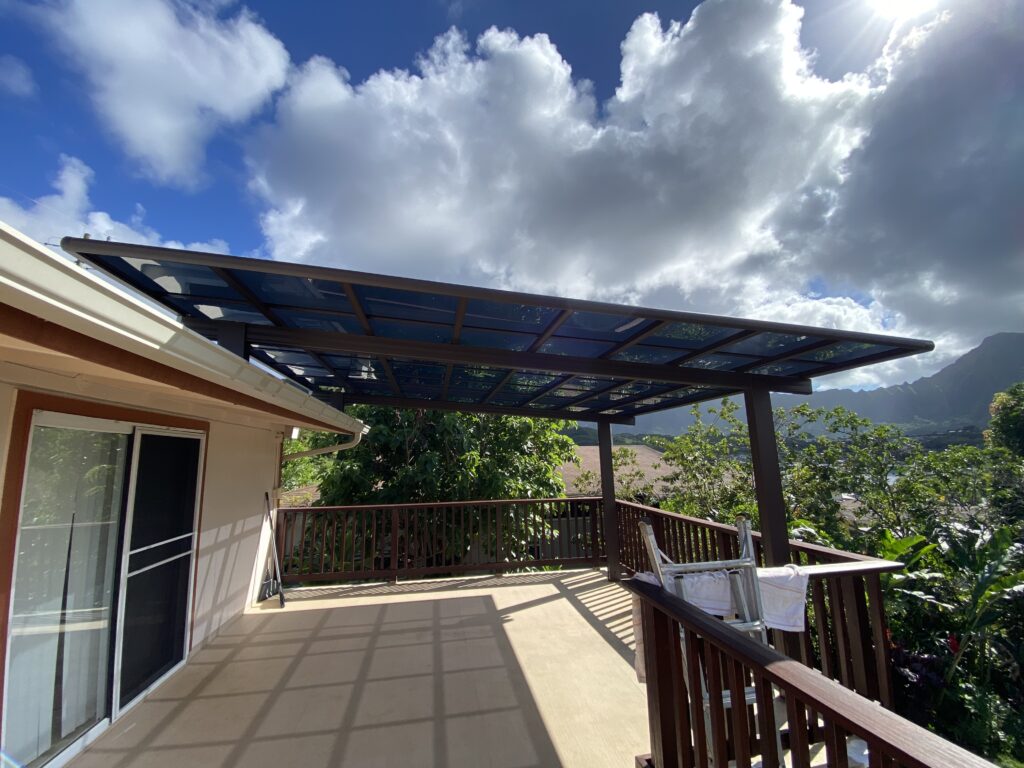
(300, 406, 577, 505)
(987, 382, 1024, 457)
(658, 398, 757, 525)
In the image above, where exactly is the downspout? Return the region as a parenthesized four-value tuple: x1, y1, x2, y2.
(280, 424, 368, 462)
(262, 423, 370, 604)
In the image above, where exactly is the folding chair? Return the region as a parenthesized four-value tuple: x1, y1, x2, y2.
(639, 516, 780, 767)
(639, 517, 868, 768)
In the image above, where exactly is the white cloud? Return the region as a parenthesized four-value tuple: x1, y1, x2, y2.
(0, 54, 36, 97)
(0, 155, 229, 252)
(244, 0, 1020, 389)
(34, 0, 289, 187)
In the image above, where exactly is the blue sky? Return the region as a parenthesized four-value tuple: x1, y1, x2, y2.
(0, 0, 1020, 388)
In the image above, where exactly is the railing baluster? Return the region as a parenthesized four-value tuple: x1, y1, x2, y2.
(641, 601, 682, 768)
(729, 657, 752, 768)
(785, 692, 811, 768)
(684, 629, 710, 768)
(280, 510, 292, 577)
(496, 503, 504, 564)
(828, 577, 853, 689)
(300, 509, 309, 574)
(389, 508, 399, 583)
(811, 576, 833, 680)
(866, 573, 894, 709)
(825, 719, 850, 768)
(359, 508, 368, 573)
(705, 643, 729, 768)
(318, 512, 327, 574)
(754, 672, 780, 768)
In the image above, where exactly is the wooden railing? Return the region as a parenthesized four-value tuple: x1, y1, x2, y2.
(626, 577, 993, 768)
(276, 496, 899, 710)
(276, 496, 603, 583)
(616, 501, 901, 709)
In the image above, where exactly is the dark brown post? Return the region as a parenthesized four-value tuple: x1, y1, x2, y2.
(598, 420, 620, 580)
(217, 321, 249, 359)
(641, 602, 682, 768)
(744, 389, 790, 567)
(389, 508, 400, 584)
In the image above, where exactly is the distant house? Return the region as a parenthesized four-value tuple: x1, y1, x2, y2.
(560, 444, 669, 498)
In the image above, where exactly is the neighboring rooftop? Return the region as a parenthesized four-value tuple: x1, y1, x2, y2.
(560, 444, 668, 497)
(62, 238, 934, 425)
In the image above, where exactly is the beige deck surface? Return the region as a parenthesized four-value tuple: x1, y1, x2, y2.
(69, 569, 649, 768)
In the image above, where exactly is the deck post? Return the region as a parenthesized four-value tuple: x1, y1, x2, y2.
(743, 389, 790, 567)
(598, 420, 620, 580)
(217, 321, 249, 359)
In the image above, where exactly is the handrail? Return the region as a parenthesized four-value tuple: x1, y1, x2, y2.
(276, 496, 603, 583)
(284, 496, 602, 512)
(626, 577, 994, 768)
(615, 499, 897, 567)
(616, 499, 899, 708)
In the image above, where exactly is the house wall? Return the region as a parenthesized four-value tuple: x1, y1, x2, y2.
(0, 382, 287, 694)
(0, 383, 15, 512)
(191, 420, 282, 646)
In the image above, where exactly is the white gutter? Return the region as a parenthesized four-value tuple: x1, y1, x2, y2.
(0, 222, 365, 436)
(282, 422, 371, 460)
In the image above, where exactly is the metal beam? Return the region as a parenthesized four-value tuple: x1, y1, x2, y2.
(341, 282, 402, 397)
(668, 329, 757, 366)
(744, 389, 790, 567)
(483, 308, 574, 403)
(183, 321, 813, 394)
(341, 393, 636, 424)
(523, 319, 668, 407)
(65, 236, 934, 356)
(732, 338, 834, 373)
(212, 266, 342, 380)
(216, 321, 248, 359)
(598, 420, 620, 580)
(441, 298, 468, 400)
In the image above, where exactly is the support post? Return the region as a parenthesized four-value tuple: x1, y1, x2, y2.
(744, 389, 790, 567)
(598, 420, 620, 580)
(218, 321, 249, 359)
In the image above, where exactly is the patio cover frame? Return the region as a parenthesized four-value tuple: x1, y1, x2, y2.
(62, 237, 934, 571)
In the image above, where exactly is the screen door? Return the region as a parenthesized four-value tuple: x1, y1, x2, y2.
(115, 430, 202, 712)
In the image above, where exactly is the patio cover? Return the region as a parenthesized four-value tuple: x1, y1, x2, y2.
(62, 238, 933, 426)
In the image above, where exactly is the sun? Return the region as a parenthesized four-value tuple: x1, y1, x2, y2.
(866, 0, 938, 20)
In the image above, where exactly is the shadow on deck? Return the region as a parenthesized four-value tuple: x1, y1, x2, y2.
(69, 569, 648, 768)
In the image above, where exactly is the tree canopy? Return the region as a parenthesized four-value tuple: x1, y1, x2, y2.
(283, 406, 578, 506)
(987, 382, 1024, 457)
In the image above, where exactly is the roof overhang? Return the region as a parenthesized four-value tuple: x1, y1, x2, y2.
(60, 236, 935, 424)
(0, 224, 365, 436)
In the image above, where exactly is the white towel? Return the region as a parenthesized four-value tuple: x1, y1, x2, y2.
(677, 570, 734, 616)
(757, 565, 809, 632)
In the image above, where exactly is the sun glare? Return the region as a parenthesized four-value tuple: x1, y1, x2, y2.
(864, 0, 937, 19)
(867, 0, 938, 20)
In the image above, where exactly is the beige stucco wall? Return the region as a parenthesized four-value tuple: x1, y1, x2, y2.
(0, 358, 288, 650)
(191, 420, 282, 646)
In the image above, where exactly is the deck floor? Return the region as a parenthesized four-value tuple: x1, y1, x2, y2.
(69, 569, 649, 768)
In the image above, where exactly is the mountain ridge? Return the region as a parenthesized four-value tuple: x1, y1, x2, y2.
(625, 332, 1024, 435)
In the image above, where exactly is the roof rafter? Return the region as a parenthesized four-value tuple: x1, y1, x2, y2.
(182, 318, 814, 394)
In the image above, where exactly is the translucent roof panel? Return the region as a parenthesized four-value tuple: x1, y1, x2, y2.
(66, 240, 934, 424)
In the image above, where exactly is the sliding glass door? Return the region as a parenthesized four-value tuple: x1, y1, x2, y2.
(3, 415, 130, 766)
(115, 431, 202, 711)
(3, 415, 204, 766)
